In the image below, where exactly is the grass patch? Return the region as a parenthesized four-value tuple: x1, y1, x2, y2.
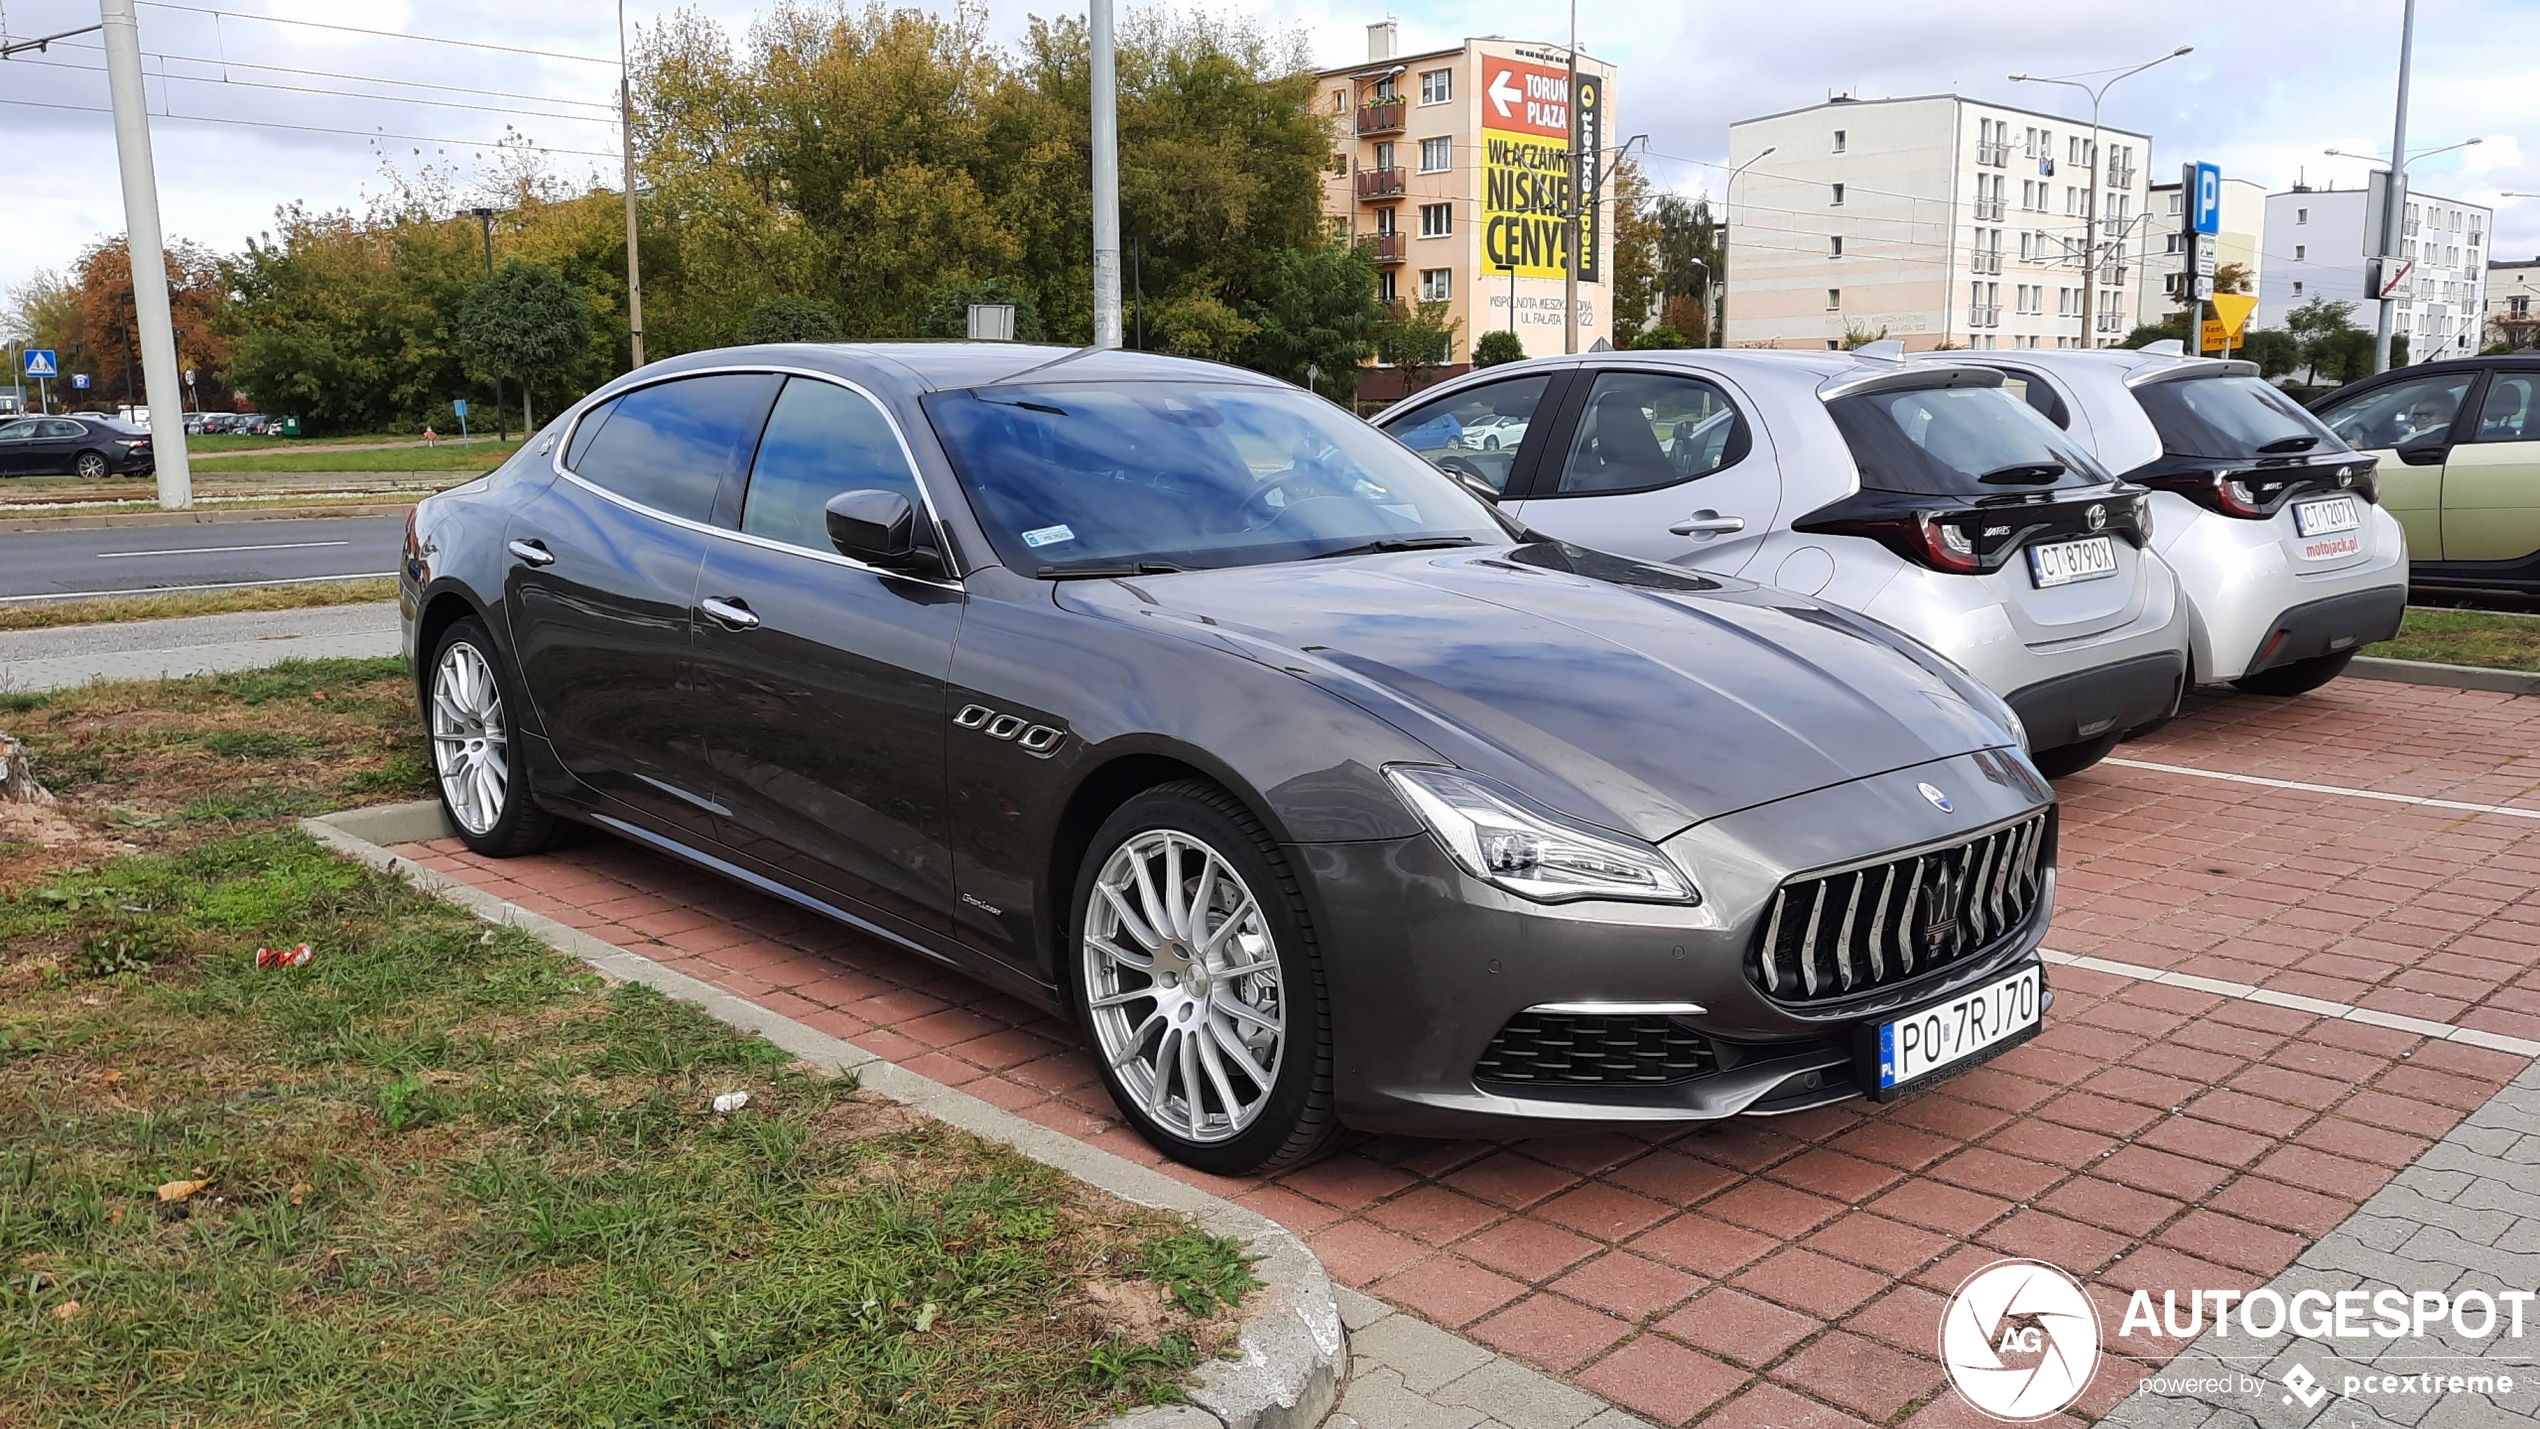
(2364, 607, 2540, 673)
(190, 443, 521, 473)
(0, 579, 396, 633)
(0, 832, 1239, 1424)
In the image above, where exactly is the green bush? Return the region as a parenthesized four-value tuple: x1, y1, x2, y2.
(1471, 329, 1526, 367)
(737, 295, 844, 344)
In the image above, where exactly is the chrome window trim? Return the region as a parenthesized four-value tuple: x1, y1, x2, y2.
(552, 362, 967, 592)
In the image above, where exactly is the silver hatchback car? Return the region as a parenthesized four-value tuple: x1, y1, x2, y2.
(1379, 349, 2192, 776)
(1916, 345, 2407, 695)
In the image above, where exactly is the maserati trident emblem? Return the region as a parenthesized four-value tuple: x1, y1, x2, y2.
(1918, 782, 1953, 812)
(2086, 503, 2108, 531)
(1920, 862, 1963, 956)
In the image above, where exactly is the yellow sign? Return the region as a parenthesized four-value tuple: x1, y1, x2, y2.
(1482, 129, 1575, 280)
(2201, 294, 2258, 353)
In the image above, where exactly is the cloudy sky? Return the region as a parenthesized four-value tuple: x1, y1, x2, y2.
(3, 0, 2533, 307)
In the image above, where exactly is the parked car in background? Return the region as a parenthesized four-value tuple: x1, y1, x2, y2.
(403, 343, 2056, 1173)
(1380, 348, 2190, 776)
(0, 414, 154, 478)
(1918, 345, 2406, 696)
(2311, 355, 2540, 593)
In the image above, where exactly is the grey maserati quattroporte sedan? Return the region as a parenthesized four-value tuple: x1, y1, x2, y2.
(401, 343, 2059, 1173)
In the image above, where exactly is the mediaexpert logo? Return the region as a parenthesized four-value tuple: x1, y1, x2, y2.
(1940, 1259, 2102, 1421)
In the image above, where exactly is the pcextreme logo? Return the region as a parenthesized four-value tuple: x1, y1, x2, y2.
(1939, 1259, 2102, 1420)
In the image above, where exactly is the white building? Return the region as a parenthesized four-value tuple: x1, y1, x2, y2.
(2255, 185, 2491, 361)
(2485, 256, 2539, 350)
(2138, 175, 2267, 323)
(1723, 94, 2150, 351)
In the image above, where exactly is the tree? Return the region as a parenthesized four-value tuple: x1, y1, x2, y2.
(1150, 293, 1256, 362)
(459, 259, 594, 431)
(1242, 242, 1380, 399)
(917, 277, 1045, 341)
(70, 237, 233, 412)
(1375, 299, 1459, 393)
(738, 295, 844, 344)
(1840, 322, 1892, 349)
(2239, 328, 2300, 378)
(2120, 313, 2190, 348)
(1609, 157, 1658, 348)
(1471, 329, 1525, 367)
(1648, 193, 1718, 346)
(1627, 326, 1689, 350)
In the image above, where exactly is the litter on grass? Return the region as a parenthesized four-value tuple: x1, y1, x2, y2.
(255, 943, 313, 969)
(711, 1091, 750, 1114)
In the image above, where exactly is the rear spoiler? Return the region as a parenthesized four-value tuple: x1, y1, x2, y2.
(1819, 364, 2007, 401)
(2124, 356, 2260, 386)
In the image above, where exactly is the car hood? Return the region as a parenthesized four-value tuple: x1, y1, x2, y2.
(1058, 543, 2018, 841)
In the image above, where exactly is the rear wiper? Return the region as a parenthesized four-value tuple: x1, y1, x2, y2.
(1306, 536, 1482, 560)
(1036, 559, 1187, 579)
(2256, 435, 2320, 454)
(1977, 463, 2069, 486)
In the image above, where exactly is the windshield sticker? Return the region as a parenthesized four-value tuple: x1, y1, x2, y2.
(1021, 524, 1077, 549)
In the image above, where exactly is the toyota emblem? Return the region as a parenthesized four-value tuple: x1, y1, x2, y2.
(1918, 782, 1954, 812)
(2086, 503, 2108, 532)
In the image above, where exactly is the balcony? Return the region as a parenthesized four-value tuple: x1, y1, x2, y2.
(1978, 141, 2011, 167)
(1976, 199, 2005, 222)
(2107, 166, 2135, 190)
(1971, 305, 2001, 328)
(1357, 100, 1405, 135)
(1356, 166, 1404, 199)
(1971, 251, 2002, 275)
(1359, 231, 1407, 264)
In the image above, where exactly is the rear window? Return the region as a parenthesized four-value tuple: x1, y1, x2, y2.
(2132, 374, 2345, 460)
(1825, 383, 2108, 495)
(566, 373, 782, 524)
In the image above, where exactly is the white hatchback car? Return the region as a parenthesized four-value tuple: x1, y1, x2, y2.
(1922, 344, 2407, 695)
(1380, 349, 2193, 776)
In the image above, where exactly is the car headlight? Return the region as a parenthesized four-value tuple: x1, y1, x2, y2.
(1384, 765, 1699, 905)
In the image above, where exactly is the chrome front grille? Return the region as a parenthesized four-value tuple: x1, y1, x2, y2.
(1474, 1013, 1717, 1087)
(1751, 812, 2051, 1004)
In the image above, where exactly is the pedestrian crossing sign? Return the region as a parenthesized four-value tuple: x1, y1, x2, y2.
(22, 349, 56, 378)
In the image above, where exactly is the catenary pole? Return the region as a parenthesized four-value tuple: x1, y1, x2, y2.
(2375, 0, 2415, 374)
(98, 0, 192, 509)
(620, 1, 645, 368)
(1089, 0, 1123, 347)
(1563, 0, 1579, 354)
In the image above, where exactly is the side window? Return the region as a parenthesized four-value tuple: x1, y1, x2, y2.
(2472, 374, 2537, 443)
(1554, 371, 1748, 496)
(40, 420, 85, 438)
(1993, 368, 2070, 428)
(1380, 374, 1552, 494)
(740, 378, 928, 555)
(2318, 373, 2476, 452)
(564, 397, 616, 470)
(0, 421, 35, 440)
(566, 373, 781, 524)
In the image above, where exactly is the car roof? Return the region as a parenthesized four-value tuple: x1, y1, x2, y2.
(635, 341, 1290, 396)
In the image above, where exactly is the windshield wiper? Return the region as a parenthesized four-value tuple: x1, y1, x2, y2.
(1306, 536, 1483, 560)
(1035, 559, 1187, 579)
(2256, 435, 2320, 454)
(1977, 463, 2069, 486)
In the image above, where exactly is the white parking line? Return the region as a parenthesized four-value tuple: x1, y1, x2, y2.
(95, 540, 351, 559)
(2041, 948, 2540, 1058)
(2103, 756, 2540, 823)
(0, 572, 397, 604)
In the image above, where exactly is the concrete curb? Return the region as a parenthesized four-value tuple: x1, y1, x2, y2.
(0, 501, 419, 534)
(2348, 655, 2540, 696)
(300, 800, 1345, 1429)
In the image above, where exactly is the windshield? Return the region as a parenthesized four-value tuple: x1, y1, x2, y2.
(1825, 383, 2110, 495)
(2133, 374, 2345, 460)
(923, 381, 1509, 572)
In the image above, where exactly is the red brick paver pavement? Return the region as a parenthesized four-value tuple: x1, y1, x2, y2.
(391, 679, 2540, 1426)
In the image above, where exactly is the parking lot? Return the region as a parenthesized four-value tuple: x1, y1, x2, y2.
(394, 673, 2540, 1428)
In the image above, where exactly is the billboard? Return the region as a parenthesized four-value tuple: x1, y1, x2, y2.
(1480, 57, 1599, 283)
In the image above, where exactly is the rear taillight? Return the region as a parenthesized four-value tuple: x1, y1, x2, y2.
(1916, 514, 1984, 573)
(1797, 489, 2150, 576)
(2134, 462, 2379, 520)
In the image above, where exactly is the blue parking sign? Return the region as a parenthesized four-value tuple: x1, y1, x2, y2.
(22, 349, 55, 378)
(2191, 162, 2222, 236)
(72, 373, 90, 390)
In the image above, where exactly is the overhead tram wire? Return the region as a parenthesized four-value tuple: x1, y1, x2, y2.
(133, 1, 619, 68)
(8, 47, 620, 128)
(0, 96, 622, 163)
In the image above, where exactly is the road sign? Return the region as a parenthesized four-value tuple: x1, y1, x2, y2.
(71, 373, 90, 390)
(2201, 292, 2258, 352)
(2193, 276, 2216, 301)
(2377, 258, 2415, 300)
(22, 349, 55, 378)
(453, 398, 468, 419)
(2191, 162, 2222, 236)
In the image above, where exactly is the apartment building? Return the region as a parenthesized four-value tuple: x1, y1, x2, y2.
(2255, 185, 2491, 361)
(1723, 94, 2150, 350)
(2486, 256, 2539, 350)
(2138, 174, 2267, 324)
(1316, 20, 1617, 394)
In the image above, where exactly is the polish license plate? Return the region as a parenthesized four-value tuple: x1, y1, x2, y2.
(2294, 495, 2361, 538)
(2027, 535, 2119, 588)
(1872, 963, 2042, 1093)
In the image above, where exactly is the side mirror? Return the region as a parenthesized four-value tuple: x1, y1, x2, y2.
(2395, 432, 2450, 466)
(825, 489, 935, 572)
(1433, 456, 1500, 503)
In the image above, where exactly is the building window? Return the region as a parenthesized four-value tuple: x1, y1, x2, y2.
(2292, 281, 2305, 297)
(2167, 191, 2183, 215)
(2296, 208, 2308, 225)
(1829, 235, 1843, 258)
(1832, 128, 1847, 153)
(1373, 141, 1395, 170)
(1420, 268, 1451, 302)
(1419, 136, 1451, 173)
(1378, 269, 1398, 302)
(1827, 288, 1841, 310)
(1374, 207, 1397, 234)
(1373, 76, 1397, 102)
(2294, 244, 2306, 261)
(1330, 152, 1348, 176)
(1830, 182, 1845, 206)
(1332, 89, 1346, 114)
(1419, 202, 1452, 238)
(1419, 69, 1451, 105)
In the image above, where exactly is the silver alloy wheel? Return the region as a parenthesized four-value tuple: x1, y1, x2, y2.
(75, 453, 107, 479)
(429, 640, 510, 836)
(1084, 829, 1285, 1144)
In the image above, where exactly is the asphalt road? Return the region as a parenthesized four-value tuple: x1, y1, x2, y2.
(0, 514, 405, 600)
(0, 602, 403, 691)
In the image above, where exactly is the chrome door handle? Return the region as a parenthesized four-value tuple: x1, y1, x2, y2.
(1669, 513, 1747, 536)
(700, 596, 760, 631)
(505, 538, 555, 566)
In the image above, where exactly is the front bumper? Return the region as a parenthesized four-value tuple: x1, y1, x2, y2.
(1300, 749, 2056, 1139)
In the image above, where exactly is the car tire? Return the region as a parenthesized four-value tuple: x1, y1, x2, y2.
(2030, 731, 2122, 779)
(426, 615, 572, 857)
(1483, 435, 1501, 451)
(2230, 651, 2354, 697)
(1072, 780, 1339, 1175)
(73, 452, 108, 480)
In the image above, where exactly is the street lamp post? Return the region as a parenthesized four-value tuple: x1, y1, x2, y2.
(2012, 45, 2192, 350)
(2327, 135, 2480, 373)
(1717, 146, 1776, 348)
(618, 0, 645, 369)
(469, 207, 506, 442)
